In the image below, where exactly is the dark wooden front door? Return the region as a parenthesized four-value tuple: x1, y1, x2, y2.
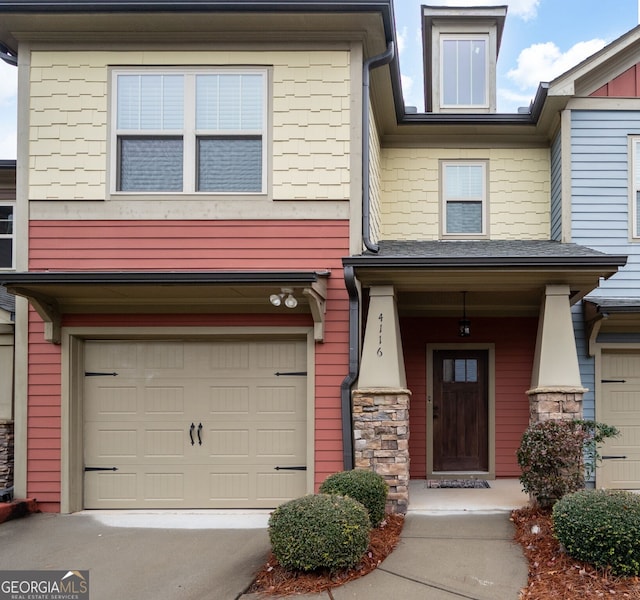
(433, 349, 488, 472)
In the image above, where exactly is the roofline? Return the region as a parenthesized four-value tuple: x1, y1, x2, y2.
(1, 270, 328, 286)
(0, 0, 395, 22)
(343, 255, 628, 269)
(584, 298, 640, 313)
(0, 160, 16, 169)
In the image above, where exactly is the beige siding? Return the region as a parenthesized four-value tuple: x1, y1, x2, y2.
(29, 49, 351, 201)
(381, 147, 550, 240)
(368, 107, 382, 244)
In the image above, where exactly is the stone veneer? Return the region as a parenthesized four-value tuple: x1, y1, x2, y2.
(0, 420, 13, 494)
(527, 387, 586, 423)
(352, 388, 410, 514)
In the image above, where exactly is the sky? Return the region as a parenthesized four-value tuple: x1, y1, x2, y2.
(0, 0, 639, 159)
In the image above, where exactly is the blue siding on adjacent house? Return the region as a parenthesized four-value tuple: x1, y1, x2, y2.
(572, 302, 595, 421)
(571, 110, 640, 297)
(550, 132, 562, 241)
(570, 110, 640, 430)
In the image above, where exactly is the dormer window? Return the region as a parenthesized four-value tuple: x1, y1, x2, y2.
(423, 5, 506, 114)
(441, 35, 488, 108)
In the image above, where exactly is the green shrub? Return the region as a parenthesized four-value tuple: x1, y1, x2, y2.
(517, 420, 588, 507)
(268, 494, 371, 572)
(553, 489, 640, 576)
(319, 469, 388, 527)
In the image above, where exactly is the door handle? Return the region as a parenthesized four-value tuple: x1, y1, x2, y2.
(189, 423, 195, 446)
(197, 423, 203, 446)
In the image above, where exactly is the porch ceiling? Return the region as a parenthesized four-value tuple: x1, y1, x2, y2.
(345, 240, 627, 317)
(1, 270, 329, 343)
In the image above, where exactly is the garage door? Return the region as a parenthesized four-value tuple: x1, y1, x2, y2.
(83, 339, 308, 509)
(599, 351, 640, 489)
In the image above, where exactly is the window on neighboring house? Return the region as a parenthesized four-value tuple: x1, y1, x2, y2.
(632, 137, 640, 238)
(441, 161, 487, 236)
(112, 69, 266, 194)
(0, 205, 13, 268)
(441, 35, 488, 109)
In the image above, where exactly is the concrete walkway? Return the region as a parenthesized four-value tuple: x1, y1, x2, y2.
(0, 481, 530, 600)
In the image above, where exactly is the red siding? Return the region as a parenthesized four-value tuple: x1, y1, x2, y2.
(591, 63, 640, 97)
(26, 219, 350, 510)
(401, 317, 537, 479)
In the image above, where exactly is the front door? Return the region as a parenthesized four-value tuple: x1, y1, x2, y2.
(432, 349, 488, 472)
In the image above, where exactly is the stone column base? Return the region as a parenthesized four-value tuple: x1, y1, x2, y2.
(352, 388, 410, 515)
(527, 387, 587, 423)
(0, 420, 14, 493)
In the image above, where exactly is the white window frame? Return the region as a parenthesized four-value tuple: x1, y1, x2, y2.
(109, 67, 268, 196)
(440, 34, 490, 110)
(440, 160, 489, 239)
(630, 136, 640, 240)
(0, 203, 14, 270)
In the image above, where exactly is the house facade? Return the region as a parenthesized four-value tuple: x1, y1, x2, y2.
(545, 27, 640, 491)
(0, 1, 628, 514)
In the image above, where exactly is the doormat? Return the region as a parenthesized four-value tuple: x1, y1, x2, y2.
(427, 479, 490, 489)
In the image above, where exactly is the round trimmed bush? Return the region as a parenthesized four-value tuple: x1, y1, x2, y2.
(319, 470, 388, 527)
(268, 494, 371, 572)
(553, 489, 640, 576)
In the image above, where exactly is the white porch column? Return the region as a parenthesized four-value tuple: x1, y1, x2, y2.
(528, 284, 586, 422)
(358, 286, 406, 388)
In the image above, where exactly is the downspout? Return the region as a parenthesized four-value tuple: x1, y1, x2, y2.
(340, 265, 359, 470)
(362, 41, 394, 253)
(0, 43, 17, 66)
(339, 42, 395, 469)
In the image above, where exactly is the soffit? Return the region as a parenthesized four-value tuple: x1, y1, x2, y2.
(0, 10, 389, 54)
(1, 270, 329, 343)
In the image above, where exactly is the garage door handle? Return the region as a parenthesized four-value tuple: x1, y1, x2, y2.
(602, 455, 628, 460)
(274, 466, 307, 471)
(197, 423, 203, 446)
(189, 423, 195, 446)
(85, 466, 119, 472)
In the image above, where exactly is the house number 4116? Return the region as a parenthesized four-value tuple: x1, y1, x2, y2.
(377, 313, 383, 357)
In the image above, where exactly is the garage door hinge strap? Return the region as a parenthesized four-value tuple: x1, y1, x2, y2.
(275, 372, 307, 376)
(85, 372, 119, 377)
(602, 456, 628, 460)
(84, 466, 119, 471)
(274, 466, 307, 471)
(601, 379, 626, 383)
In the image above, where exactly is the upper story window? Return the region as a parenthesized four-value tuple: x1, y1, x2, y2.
(111, 69, 267, 194)
(441, 160, 488, 237)
(441, 35, 488, 109)
(631, 137, 640, 238)
(0, 205, 13, 269)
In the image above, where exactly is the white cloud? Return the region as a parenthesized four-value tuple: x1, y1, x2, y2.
(0, 127, 16, 160)
(507, 38, 607, 89)
(0, 61, 17, 104)
(397, 26, 407, 55)
(421, 0, 540, 21)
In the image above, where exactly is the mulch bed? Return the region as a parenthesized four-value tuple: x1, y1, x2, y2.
(249, 507, 640, 598)
(247, 513, 404, 597)
(512, 506, 640, 599)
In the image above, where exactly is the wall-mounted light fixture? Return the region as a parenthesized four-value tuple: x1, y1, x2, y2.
(269, 288, 298, 309)
(458, 291, 471, 337)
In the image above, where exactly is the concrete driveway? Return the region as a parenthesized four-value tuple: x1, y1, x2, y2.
(0, 512, 270, 600)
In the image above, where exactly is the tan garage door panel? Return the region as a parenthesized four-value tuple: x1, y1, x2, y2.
(84, 340, 307, 509)
(599, 351, 640, 489)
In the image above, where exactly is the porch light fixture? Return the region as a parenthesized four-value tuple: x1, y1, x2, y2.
(458, 291, 471, 337)
(269, 288, 298, 309)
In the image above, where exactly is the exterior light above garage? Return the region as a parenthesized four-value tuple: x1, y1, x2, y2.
(270, 288, 298, 309)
